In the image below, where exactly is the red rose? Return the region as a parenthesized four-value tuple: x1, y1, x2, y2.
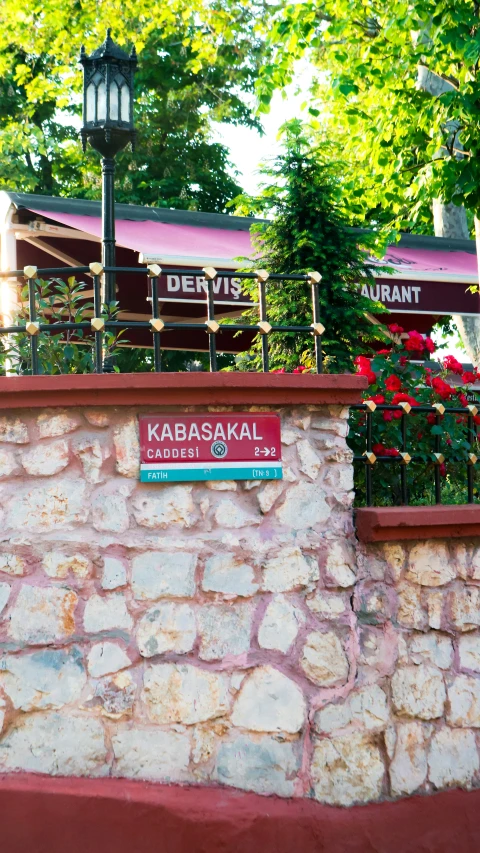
(432, 376, 454, 400)
(271, 368, 286, 373)
(368, 394, 385, 404)
(378, 349, 391, 355)
(392, 392, 419, 406)
(292, 366, 307, 373)
(424, 337, 435, 354)
(404, 331, 425, 352)
(399, 356, 408, 366)
(366, 371, 377, 385)
(439, 462, 447, 477)
(462, 371, 476, 384)
(388, 323, 404, 334)
(426, 413, 436, 425)
(457, 391, 468, 407)
(384, 448, 400, 457)
(385, 375, 402, 391)
(372, 443, 386, 455)
(383, 410, 394, 422)
(443, 355, 463, 375)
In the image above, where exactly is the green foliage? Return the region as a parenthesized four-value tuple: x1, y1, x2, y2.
(0, 0, 267, 211)
(234, 122, 389, 372)
(6, 277, 124, 375)
(255, 0, 480, 231)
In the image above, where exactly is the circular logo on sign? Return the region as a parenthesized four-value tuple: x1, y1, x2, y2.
(211, 440, 228, 459)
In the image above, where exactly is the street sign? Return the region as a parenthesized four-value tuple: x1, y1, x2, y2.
(139, 413, 282, 482)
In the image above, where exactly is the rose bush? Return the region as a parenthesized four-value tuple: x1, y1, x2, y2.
(348, 326, 480, 505)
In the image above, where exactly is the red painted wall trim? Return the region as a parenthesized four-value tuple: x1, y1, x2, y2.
(0, 372, 367, 409)
(356, 504, 480, 542)
(0, 774, 479, 853)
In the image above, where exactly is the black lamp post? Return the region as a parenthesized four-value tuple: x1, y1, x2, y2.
(80, 30, 137, 307)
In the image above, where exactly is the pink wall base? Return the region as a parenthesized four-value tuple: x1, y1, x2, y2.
(0, 774, 479, 853)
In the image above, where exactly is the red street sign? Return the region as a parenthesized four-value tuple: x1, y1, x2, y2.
(138, 413, 282, 483)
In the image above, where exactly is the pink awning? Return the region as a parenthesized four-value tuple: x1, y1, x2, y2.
(32, 208, 478, 284)
(31, 210, 253, 268)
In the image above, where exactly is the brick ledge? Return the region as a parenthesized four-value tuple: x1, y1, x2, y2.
(0, 373, 367, 409)
(355, 504, 480, 542)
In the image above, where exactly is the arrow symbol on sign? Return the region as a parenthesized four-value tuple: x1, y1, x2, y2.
(261, 448, 271, 456)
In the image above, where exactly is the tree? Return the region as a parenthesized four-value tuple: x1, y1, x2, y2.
(234, 121, 387, 373)
(254, 1, 480, 361)
(0, 0, 267, 210)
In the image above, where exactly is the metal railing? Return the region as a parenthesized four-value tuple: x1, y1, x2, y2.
(351, 401, 480, 506)
(0, 263, 323, 375)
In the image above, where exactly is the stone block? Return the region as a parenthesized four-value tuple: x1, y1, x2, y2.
(296, 440, 321, 480)
(0, 554, 25, 576)
(262, 547, 318, 593)
(37, 411, 78, 438)
(314, 684, 388, 734)
(132, 551, 196, 599)
(214, 500, 260, 529)
(87, 642, 131, 678)
(451, 587, 480, 632)
(311, 732, 384, 806)
(21, 440, 69, 477)
(396, 583, 427, 630)
(257, 480, 284, 514)
(203, 553, 257, 597)
(258, 595, 305, 653)
(8, 586, 77, 644)
(92, 490, 130, 533)
(306, 590, 349, 620)
(113, 418, 140, 478)
(0, 583, 10, 615)
(0, 647, 85, 711)
(427, 590, 445, 630)
(389, 722, 428, 797)
(206, 480, 237, 491)
(0, 448, 20, 478)
(301, 631, 349, 686)
(458, 635, 480, 673)
(216, 733, 299, 797)
(73, 438, 106, 484)
(407, 542, 455, 587)
(311, 416, 348, 437)
(5, 479, 88, 531)
(142, 662, 229, 724)
(112, 728, 191, 782)
(275, 482, 330, 529)
(84, 410, 110, 428)
(324, 540, 357, 588)
(0, 417, 28, 444)
(382, 543, 406, 581)
(428, 728, 479, 789)
(83, 593, 133, 634)
(408, 633, 453, 670)
(198, 603, 253, 661)
(85, 671, 136, 719)
(447, 675, 480, 727)
(132, 487, 196, 529)
(102, 556, 127, 590)
(42, 552, 91, 580)
(231, 666, 306, 734)
(136, 602, 196, 657)
(391, 664, 445, 719)
(0, 712, 107, 777)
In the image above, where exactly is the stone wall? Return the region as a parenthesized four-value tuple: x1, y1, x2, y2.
(0, 401, 478, 807)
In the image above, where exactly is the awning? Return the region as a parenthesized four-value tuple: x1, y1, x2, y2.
(31, 210, 253, 269)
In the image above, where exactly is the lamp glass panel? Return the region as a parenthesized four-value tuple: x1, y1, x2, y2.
(120, 83, 130, 123)
(86, 83, 96, 122)
(109, 80, 119, 120)
(97, 81, 107, 121)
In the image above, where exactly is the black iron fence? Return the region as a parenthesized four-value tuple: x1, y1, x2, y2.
(0, 263, 323, 375)
(350, 401, 480, 506)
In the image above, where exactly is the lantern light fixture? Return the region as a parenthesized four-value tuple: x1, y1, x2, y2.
(80, 28, 137, 158)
